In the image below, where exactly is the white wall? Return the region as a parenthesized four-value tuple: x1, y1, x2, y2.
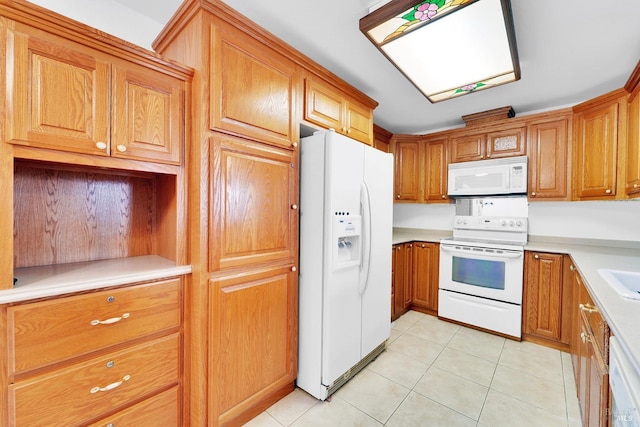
(394, 200, 640, 242)
(27, 0, 162, 49)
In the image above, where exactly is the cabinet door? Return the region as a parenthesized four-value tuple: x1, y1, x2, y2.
(393, 139, 421, 201)
(423, 137, 449, 202)
(111, 62, 183, 165)
(528, 118, 570, 200)
(6, 30, 110, 155)
(588, 351, 609, 427)
(411, 242, 438, 313)
(210, 23, 299, 149)
(450, 133, 485, 162)
(574, 101, 619, 198)
(486, 127, 526, 159)
(209, 266, 297, 426)
(346, 101, 374, 145)
(627, 88, 640, 196)
(304, 77, 344, 132)
(391, 244, 405, 321)
(209, 134, 298, 271)
(403, 243, 414, 310)
(523, 252, 564, 342)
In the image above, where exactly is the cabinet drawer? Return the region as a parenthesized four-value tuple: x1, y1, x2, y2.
(87, 385, 180, 427)
(8, 279, 181, 375)
(9, 333, 179, 427)
(578, 285, 609, 362)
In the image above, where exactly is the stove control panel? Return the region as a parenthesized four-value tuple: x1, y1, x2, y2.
(454, 216, 528, 232)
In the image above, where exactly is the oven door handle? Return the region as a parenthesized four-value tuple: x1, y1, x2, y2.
(440, 245, 523, 259)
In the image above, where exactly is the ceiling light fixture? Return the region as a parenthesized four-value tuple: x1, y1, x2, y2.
(360, 0, 520, 103)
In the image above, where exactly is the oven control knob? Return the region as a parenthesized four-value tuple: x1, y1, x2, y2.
(500, 220, 507, 226)
(516, 220, 522, 227)
(509, 221, 515, 226)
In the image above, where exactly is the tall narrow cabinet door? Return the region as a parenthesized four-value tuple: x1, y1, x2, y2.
(574, 99, 620, 198)
(210, 23, 299, 149)
(523, 252, 564, 341)
(627, 87, 640, 196)
(528, 118, 570, 200)
(111, 63, 183, 165)
(393, 139, 421, 201)
(209, 266, 297, 426)
(423, 137, 449, 202)
(412, 242, 438, 313)
(6, 30, 110, 155)
(209, 134, 298, 271)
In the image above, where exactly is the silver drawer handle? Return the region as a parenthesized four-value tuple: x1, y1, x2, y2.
(90, 375, 131, 394)
(90, 313, 130, 326)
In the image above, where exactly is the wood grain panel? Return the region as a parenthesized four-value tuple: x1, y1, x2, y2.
(112, 63, 183, 165)
(7, 279, 181, 375)
(9, 333, 179, 427)
(7, 31, 110, 155)
(210, 23, 298, 148)
(627, 85, 640, 196)
(528, 118, 570, 200)
(423, 136, 448, 202)
(87, 385, 181, 427)
(523, 252, 563, 340)
(209, 266, 297, 424)
(13, 164, 157, 267)
(411, 242, 439, 314)
(209, 135, 296, 271)
(450, 133, 485, 162)
(393, 138, 420, 201)
(346, 101, 373, 145)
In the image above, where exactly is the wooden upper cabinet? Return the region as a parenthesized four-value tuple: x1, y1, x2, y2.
(392, 137, 421, 202)
(5, 29, 185, 165)
(373, 124, 392, 153)
(449, 133, 485, 163)
(573, 90, 626, 199)
(210, 23, 300, 149)
(423, 136, 449, 202)
(627, 85, 640, 197)
(304, 76, 374, 145)
(111, 62, 183, 164)
(527, 117, 571, 200)
(6, 32, 110, 156)
(209, 133, 298, 272)
(450, 126, 525, 163)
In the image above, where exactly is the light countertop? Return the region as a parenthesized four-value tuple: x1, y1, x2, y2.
(393, 227, 640, 376)
(3, 255, 192, 304)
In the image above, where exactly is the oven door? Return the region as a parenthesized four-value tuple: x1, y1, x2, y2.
(439, 242, 524, 304)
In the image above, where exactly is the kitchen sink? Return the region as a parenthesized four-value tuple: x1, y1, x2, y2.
(598, 269, 640, 300)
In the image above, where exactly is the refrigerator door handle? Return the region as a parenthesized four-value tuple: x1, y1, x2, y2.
(359, 182, 372, 295)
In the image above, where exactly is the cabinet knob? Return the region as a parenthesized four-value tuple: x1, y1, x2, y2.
(347, 129, 352, 134)
(570, 265, 576, 271)
(396, 195, 401, 199)
(292, 142, 298, 148)
(291, 266, 297, 272)
(481, 156, 485, 159)
(116, 144, 127, 153)
(421, 244, 426, 248)
(441, 194, 446, 199)
(534, 254, 539, 259)
(531, 192, 536, 197)
(96, 141, 107, 150)
(605, 189, 612, 194)
(291, 204, 298, 210)
(635, 183, 639, 188)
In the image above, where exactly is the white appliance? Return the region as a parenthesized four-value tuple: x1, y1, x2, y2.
(448, 155, 528, 197)
(297, 130, 393, 400)
(439, 196, 528, 338)
(609, 336, 640, 427)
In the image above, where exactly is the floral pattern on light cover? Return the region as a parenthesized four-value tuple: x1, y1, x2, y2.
(384, 0, 473, 42)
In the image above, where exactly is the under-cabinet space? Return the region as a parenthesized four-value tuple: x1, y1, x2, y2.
(13, 161, 182, 270)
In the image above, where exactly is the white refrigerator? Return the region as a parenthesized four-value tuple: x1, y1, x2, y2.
(297, 130, 393, 400)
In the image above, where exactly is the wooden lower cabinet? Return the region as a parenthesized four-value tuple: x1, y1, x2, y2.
(391, 243, 412, 321)
(572, 268, 610, 427)
(5, 278, 183, 426)
(208, 266, 297, 426)
(411, 242, 439, 315)
(522, 252, 573, 350)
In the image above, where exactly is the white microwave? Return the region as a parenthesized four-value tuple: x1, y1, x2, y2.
(448, 156, 528, 197)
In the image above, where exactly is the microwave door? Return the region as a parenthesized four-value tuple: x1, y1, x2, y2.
(449, 165, 510, 196)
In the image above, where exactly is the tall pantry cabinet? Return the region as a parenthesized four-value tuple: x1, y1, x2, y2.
(153, 1, 300, 425)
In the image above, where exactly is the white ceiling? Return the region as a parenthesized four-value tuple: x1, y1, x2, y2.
(113, 0, 640, 134)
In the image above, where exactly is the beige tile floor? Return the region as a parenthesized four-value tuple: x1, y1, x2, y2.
(244, 310, 583, 427)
